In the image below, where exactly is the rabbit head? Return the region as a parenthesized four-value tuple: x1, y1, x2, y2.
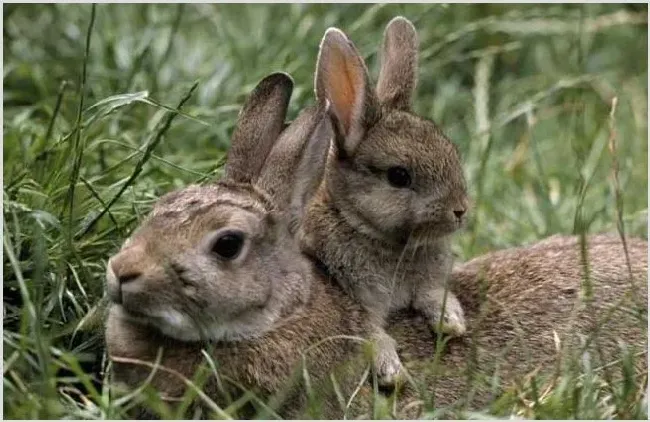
(105, 73, 332, 343)
(315, 17, 468, 244)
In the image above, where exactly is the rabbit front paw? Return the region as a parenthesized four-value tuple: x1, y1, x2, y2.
(370, 332, 403, 387)
(431, 304, 466, 337)
(428, 292, 467, 337)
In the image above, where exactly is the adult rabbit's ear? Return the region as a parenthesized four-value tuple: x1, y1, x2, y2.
(315, 28, 380, 157)
(224, 72, 293, 184)
(257, 103, 332, 223)
(376, 16, 418, 111)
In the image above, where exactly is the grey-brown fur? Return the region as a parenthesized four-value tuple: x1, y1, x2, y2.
(376, 17, 418, 110)
(225, 73, 293, 184)
(106, 275, 370, 418)
(300, 16, 470, 385)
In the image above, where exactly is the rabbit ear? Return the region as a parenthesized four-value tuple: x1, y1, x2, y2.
(315, 28, 380, 157)
(376, 16, 418, 111)
(257, 104, 332, 219)
(224, 72, 293, 184)
(288, 106, 332, 224)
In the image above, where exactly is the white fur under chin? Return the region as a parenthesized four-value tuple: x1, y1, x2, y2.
(147, 308, 274, 343)
(150, 309, 201, 341)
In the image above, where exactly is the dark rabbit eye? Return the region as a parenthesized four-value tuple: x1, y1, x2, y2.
(211, 231, 245, 260)
(387, 166, 412, 188)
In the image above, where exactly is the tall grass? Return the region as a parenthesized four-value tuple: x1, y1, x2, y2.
(3, 3, 647, 419)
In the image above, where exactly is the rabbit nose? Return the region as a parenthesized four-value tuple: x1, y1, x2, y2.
(106, 244, 151, 304)
(115, 270, 141, 285)
(453, 209, 466, 219)
(110, 255, 143, 285)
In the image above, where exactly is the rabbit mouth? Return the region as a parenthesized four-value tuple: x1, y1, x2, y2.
(115, 304, 157, 326)
(410, 219, 464, 240)
(117, 304, 205, 342)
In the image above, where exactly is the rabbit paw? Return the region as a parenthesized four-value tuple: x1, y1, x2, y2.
(371, 334, 403, 387)
(430, 296, 466, 337)
(431, 308, 466, 337)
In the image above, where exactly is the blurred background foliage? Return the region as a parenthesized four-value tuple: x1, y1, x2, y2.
(3, 3, 648, 418)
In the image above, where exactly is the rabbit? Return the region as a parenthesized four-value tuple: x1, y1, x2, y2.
(296, 16, 469, 386)
(103, 57, 647, 422)
(104, 73, 647, 415)
(104, 72, 373, 418)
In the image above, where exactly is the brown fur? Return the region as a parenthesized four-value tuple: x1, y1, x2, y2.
(376, 17, 418, 110)
(225, 73, 293, 184)
(385, 233, 648, 417)
(106, 274, 369, 418)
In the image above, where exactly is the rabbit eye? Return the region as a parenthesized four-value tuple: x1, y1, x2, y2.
(387, 166, 412, 188)
(211, 231, 245, 260)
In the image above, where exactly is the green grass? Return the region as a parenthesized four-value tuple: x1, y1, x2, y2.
(3, 3, 648, 419)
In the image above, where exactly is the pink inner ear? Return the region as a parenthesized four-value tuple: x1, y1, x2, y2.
(324, 44, 363, 137)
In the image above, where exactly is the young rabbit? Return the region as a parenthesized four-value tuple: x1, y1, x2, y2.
(104, 73, 371, 417)
(297, 16, 469, 385)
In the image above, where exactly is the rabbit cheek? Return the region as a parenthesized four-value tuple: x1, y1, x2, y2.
(185, 253, 270, 318)
(357, 186, 413, 229)
(332, 163, 408, 229)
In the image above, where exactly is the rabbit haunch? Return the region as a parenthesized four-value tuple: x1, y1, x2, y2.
(298, 16, 469, 385)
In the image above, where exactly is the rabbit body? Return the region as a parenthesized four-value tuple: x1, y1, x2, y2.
(300, 195, 460, 385)
(301, 188, 461, 330)
(383, 233, 648, 418)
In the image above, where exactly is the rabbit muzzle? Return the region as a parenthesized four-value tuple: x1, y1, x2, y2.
(107, 246, 146, 305)
(442, 195, 469, 229)
(106, 251, 203, 342)
(105, 245, 169, 317)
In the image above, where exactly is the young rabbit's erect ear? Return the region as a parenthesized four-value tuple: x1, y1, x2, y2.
(315, 28, 380, 157)
(376, 16, 418, 111)
(257, 104, 332, 222)
(224, 72, 293, 184)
